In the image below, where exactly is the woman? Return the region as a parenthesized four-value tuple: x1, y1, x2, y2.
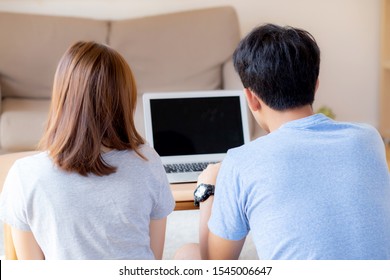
(0, 41, 175, 259)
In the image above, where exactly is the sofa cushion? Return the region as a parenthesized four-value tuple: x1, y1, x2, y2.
(0, 98, 50, 151)
(110, 6, 240, 93)
(0, 12, 109, 99)
(0, 82, 2, 112)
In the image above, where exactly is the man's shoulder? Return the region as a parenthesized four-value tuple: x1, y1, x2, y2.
(334, 120, 382, 143)
(229, 132, 284, 154)
(224, 135, 279, 169)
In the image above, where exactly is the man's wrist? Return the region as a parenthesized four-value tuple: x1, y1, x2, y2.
(194, 183, 215, 207)
(199, 195, 214, 208)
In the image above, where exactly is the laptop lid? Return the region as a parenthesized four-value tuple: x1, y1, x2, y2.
(143, 90, 250, 182)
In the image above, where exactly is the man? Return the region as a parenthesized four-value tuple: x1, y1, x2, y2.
(176, 24, 390, 260)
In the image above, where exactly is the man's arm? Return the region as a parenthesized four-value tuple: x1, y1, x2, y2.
(208, 232, 246, 259)
(198, 163, 245, 260)
(199, 196, 245, 259)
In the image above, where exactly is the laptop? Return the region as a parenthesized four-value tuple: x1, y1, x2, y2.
(143, 90, 251, 183)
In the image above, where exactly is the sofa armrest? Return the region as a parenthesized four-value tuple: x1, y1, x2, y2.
(0, 81, 2, 111)
(0, 82, 2, 150)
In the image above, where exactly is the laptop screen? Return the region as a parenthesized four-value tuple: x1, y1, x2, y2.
(150, 96, 245, 157)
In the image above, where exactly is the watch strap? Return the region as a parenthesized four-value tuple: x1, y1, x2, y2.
(194, 183, 215, 207)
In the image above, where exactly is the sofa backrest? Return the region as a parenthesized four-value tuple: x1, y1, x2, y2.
(0, 12, 108, 100)
(0, 7, 249, 152)
(110, 6, 240, 93)
(109, 6, 241, 135)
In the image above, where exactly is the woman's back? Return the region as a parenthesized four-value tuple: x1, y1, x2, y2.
(1, 145, 174, 259)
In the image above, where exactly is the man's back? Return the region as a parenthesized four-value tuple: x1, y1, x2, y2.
(209, 114, 390, 259)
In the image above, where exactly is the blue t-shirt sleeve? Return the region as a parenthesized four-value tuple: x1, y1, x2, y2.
(0, 162, 31, 231)
(208, 154, 249, 240)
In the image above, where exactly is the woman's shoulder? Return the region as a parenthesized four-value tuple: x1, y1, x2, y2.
(6, 151, 56, 183)
(137, 143, 161, 160)
(13, 151, 52, 168)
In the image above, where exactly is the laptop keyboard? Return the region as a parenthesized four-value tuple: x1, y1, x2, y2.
(164, 162, 216, 173)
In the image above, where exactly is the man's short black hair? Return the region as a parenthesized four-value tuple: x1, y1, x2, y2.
(233, 24, 320, 110)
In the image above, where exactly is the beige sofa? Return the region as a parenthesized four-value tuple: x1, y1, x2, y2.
(0, 7, 265, 259)
(0, 6, 261, 155)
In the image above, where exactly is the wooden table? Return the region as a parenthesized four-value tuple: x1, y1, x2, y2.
(171, 182, 198, 211)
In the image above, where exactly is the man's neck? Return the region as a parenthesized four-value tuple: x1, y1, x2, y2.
(265, 105, 314, 132)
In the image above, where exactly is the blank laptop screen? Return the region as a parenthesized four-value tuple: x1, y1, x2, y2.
(150, 96, 245, 157)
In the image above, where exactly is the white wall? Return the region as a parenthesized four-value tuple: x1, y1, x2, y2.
(0, 0, 381, 125)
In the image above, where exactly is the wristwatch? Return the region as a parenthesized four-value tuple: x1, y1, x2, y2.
(194, 183, 215, 207)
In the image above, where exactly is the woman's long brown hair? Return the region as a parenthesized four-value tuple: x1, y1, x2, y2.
(39, 41, 145, 176)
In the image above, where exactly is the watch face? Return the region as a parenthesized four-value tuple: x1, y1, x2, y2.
(194, 184, 215, 207)
(194, 185, 207, 198)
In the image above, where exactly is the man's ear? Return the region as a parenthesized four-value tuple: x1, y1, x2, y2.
(244, 88, 261, 112)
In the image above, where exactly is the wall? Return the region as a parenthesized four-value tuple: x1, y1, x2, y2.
(0, 0, 381, 125)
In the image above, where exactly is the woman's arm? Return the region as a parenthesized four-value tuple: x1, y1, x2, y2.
(149, 218, 167, 260)
(11, 227, 45, 260)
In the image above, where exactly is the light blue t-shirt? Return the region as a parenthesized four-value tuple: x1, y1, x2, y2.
(0, 144, 175, 259)
(209, 114, 390, 259)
